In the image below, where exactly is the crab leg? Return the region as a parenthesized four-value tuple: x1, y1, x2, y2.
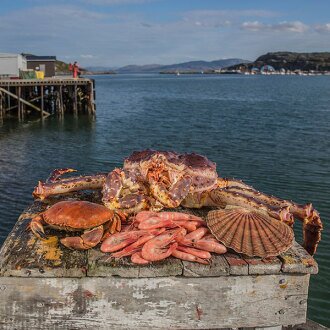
(208, 189, 294, 225)
(33, 173, 107, 200)
(102, 168, 150, 213)
(46, 168, 77, 183)
(209, 182, 322, 255)
(60, 225, 104, 250)
(29, 215, 47, 239)
(150, 176, 192, 208)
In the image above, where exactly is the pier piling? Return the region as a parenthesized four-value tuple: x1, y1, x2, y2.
(0, 78, 95, 121)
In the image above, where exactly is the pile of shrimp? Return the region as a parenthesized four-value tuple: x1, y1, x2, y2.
(100, 211, 227, 265)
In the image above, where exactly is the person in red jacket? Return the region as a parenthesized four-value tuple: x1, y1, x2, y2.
(73, 62, 80, 78)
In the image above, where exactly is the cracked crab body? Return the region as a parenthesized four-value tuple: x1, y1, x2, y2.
(121, 150, 218, 209)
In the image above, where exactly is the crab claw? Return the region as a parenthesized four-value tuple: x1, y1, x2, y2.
(29, 215, 47, 240)
(60, 225, 104, 250)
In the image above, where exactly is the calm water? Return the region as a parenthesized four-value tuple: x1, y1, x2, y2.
(0, 74, 329, 326)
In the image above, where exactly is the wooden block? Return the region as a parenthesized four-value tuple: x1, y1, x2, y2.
(279, 241, 318, 274)
(88, 251, 183, 278)
(138, 257, 183, 277)
(0, 274, 309, 329)
(182, 254, 229, 277)
(244, 256, 282, 275)
(224, 252, 249, 275)
(88, 248, 140, 277)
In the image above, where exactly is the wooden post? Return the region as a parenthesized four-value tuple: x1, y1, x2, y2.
(74, 84, 78, 115)
(7, 86, 10, 111)
(60, 85, 64, 116)
(0, 90, 3, 122)
(89, 79, 96, 115)
(17, 87, 21, 121)
(21, 86, 25, 121)
(40, 86, 44, 120)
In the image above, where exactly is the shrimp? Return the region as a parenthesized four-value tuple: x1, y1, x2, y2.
(100, 230, 145, 253)
(172, 249, 209, 265)
(135, 211, 158, 223)
(177, 246, 211, 259)
(138, 217, 176, 230)
(178, 227, 209, 245)
(185, 227, 209, 241)
(112, 229, 165, 258)
(141, 228, 185, 261)
(193, 240, 227, 254)
(173, 220, 197, 232)
(131, 251, 150, 265)
(157, 212, 203, 222)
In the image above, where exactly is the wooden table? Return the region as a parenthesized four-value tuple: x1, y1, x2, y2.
(0, 193, 318, 330)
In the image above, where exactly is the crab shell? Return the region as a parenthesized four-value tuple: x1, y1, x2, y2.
(124, 150, 218, 193)
(42, 200, 114, 231)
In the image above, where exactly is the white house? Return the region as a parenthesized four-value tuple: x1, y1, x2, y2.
(0, 53, 27, 77)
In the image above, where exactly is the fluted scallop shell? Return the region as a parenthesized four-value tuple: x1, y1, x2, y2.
(206, 208, 294, 258)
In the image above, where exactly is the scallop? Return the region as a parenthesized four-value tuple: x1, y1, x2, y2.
(206, 207, 294, 258)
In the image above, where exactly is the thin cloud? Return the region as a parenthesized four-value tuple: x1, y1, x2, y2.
(182, 9, 278, 28)
(315, 23, 330, 33)
(241, 21, 309, 33)
(82, 0, 155, 5)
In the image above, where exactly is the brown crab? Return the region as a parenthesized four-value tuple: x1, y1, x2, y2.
(30, 200, 120, 250)
(32, 150, 323, 255)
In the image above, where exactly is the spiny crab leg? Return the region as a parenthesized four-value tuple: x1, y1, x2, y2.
(46, 168, 77, 183)
(102, 168, 150, 213)
(149, 176, 192, 208)
(225, 185, 322, 226)
(208, 189, 294, 226)
(33, 173, 107, 200)
(209, 179, 323, 256)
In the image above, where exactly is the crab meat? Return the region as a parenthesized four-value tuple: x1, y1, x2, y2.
(121, 150, 218, 209)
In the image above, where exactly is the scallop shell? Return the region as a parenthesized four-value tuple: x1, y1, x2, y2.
(206, 208, 294, 258)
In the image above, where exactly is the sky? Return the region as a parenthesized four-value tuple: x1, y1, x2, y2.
(0, 0, 330, 67)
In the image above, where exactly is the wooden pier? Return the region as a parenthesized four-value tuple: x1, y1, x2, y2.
(0, 78, 95, 121)
(0, 191, 320, 330)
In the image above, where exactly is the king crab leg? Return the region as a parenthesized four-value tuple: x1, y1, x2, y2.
(46, 168, 77, 183)
(102, 168, 150, 213)
(207, 178, 323, 256)
(33, 173, 107, 200)
(149, 176, 192, 208)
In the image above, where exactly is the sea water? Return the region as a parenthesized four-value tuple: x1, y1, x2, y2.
(0, 74, 329, 326)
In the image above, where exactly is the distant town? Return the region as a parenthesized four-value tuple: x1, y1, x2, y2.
(0, 51, 330, 78)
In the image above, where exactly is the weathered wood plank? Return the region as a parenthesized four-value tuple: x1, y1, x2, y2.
(88, 248, 140, 277)
(182, 254, 229, 277)
(279, 241, 318, 274)
(224, 252, 249, 275)
(244, 256, 282, 275)
(0, 274, 309, 330)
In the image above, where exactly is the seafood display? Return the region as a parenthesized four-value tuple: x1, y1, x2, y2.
(30, 201, 123, 250)
(31, 149, 323, 256)
(207, 208, 294, 258)
(101, 211, 227, 264)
